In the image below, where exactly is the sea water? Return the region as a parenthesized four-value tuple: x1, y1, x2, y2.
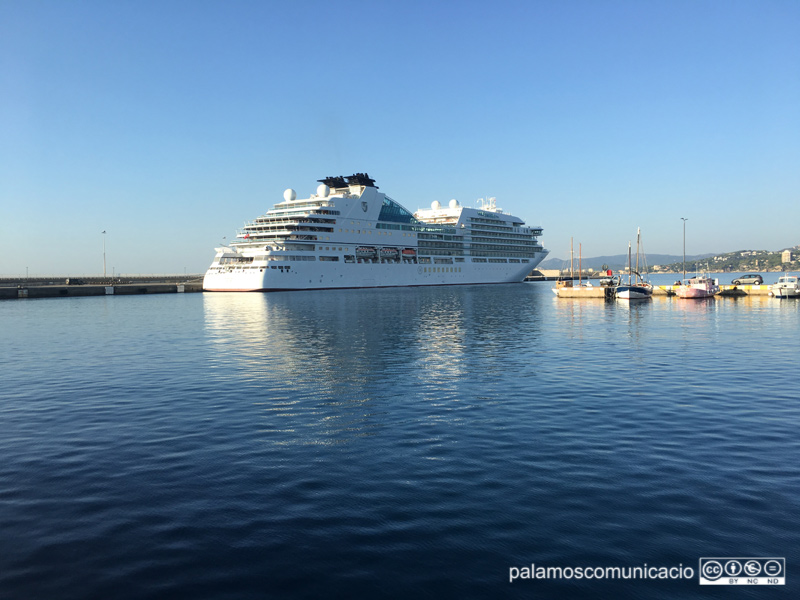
(1, 281, 798, 599)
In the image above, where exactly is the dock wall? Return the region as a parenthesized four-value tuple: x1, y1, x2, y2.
(2, 280, 776, 301)
(551, 283, 774, 298)
(1, 281, 203, 300)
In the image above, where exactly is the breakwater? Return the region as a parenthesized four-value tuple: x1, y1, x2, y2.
(1, 277, 204, 300)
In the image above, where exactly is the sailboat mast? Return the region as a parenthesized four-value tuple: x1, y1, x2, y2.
(681, 217, 688, 281)
(570, 237, 574, 281)
(635, 227, 640, 283)
(628, 241, 632, 285)
(579, 243, 582, 284)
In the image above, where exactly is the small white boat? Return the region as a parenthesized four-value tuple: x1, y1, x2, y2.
(770, 274, 800, 298)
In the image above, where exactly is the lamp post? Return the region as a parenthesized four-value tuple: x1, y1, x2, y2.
(680, 218, 688, 281)
(102, 231, 107, 279)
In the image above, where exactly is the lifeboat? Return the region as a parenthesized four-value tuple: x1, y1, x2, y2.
(356, 246, 377, 258)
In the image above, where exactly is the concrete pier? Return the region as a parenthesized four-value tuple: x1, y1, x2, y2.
(1, 280, 203, 300)
(2, 278, 777, 301)
(552, 285, 616, 299)
(551, 283, 774, 298)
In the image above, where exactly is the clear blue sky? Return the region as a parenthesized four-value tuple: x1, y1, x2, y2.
(2, 0, 799, 275)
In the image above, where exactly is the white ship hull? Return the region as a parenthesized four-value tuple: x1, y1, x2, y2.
(203, 256, 546, 291)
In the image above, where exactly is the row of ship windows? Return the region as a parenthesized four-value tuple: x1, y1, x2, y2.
(421, 245, 539, 254)
(247, 229, 536, 243)
(417, 233, 538, 242)
(244, 228, 417, 237)
(469, 223, 535, 233)
(418, 239, 535, 247)
(250, 223, 535, 238)
(250, 227, 418, 237)
(248, 241, 539, 257)
(235, 244, 537, 259)
(248, 220, 541, 237)
(272, 202, 335, 211)
(244, 234, 538, 250)
(218, 256, 530, 266)
(265, 250, 534, 260)
(421, 251, 537, 259)
(470, 224, 518, 232)
(469, 218, 541, 234)
(378, 223, 459, 234)
(338, 228, 415, 237)
(473, 237, 541, 244)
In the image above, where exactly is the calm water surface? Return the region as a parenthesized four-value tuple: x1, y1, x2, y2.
(1, 281, 798, 599)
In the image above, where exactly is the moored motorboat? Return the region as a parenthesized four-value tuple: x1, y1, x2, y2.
(675, 273, 720, 298)
(769, 274, 800, 298)
(674, 219, 718, 299)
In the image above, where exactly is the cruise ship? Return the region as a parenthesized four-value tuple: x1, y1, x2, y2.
(202, 173, 548, 292)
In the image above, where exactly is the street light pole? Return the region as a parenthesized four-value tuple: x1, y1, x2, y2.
(680, 218, 688, 281)
(102, 231, 107, 279)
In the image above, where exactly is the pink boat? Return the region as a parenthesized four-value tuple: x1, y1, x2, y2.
(676, 274, 720, 298)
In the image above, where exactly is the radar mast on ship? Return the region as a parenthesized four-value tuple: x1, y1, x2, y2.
(477, 197, 502, 213)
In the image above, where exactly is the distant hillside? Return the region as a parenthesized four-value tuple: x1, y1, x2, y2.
(653, 246, 799, 273)
(540, 253, 714, 271)
(540, 246, 799, 273)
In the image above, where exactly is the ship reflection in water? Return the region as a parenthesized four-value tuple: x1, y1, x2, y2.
(201, 285, 543, 447)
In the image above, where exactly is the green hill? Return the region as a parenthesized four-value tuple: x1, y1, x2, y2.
(651, 246, 799, 273)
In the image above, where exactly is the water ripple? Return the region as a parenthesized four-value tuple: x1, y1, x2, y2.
(1, 285, 798, 598)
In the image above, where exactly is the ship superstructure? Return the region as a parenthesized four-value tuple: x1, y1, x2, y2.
(203, 173, 548, 291)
